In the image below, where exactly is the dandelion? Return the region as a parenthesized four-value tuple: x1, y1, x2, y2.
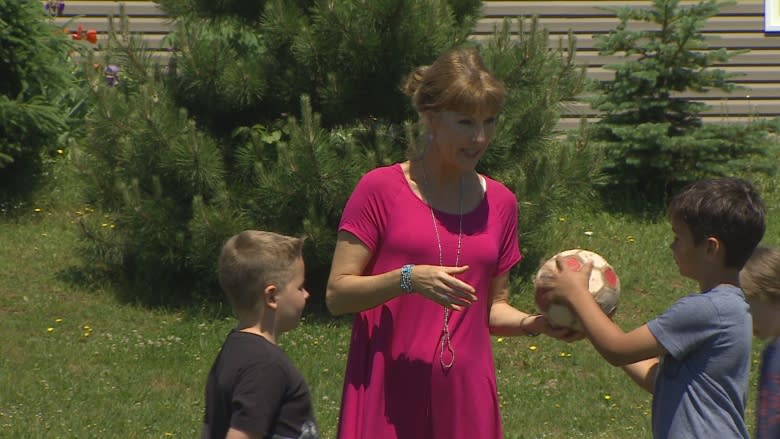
(101, 223, 109, 228)
(34, 208, 42, 213)
(558, 216, 566, 222)
(529, 345, 537, 351)
(56, 149, 64, 155)
(604, 394, 612, 401)
(55, 318, 63, 323)
(47, 327, 54, 333)
(559, 351, 572, 357)
(496, 337, 504, 343)
(626, 235, 636, 243)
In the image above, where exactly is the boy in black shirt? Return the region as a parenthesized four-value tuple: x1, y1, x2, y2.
(202, 230, 319, 439)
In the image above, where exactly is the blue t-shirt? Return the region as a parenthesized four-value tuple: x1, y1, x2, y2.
(647, 284, 752, 439)
(756, 337, 780, 439)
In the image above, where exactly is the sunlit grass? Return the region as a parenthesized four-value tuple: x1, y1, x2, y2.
(1, 156, 778, 438)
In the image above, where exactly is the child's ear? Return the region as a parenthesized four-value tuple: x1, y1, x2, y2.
(263, 284, 278, 310)
(705, 237, 721, 256)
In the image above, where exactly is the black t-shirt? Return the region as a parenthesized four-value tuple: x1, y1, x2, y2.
(202, 330, 318, 439)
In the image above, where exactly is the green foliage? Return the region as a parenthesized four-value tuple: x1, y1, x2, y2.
(0, 0, 75, 203)
(479, 18, 598, 273)
(3, 174, 778, 436)
(77, 3, 598, 306)
(590, 0, 776, 201)
(74, 27, 244, 304)
(159, 0, 481, 136)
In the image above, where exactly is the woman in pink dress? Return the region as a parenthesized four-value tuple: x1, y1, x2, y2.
(326, 46, 574, 439)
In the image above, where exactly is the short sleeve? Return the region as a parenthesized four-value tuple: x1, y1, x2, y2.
(491, 181, 522, 276)
(338, 169, 391, 253)
(648, 294, 720, 359)
(230, 361, 288, 435)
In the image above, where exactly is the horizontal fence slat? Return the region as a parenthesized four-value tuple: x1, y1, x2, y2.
(482, 1, 765, 17)
(53, 16, 172, 33)
(45, 0, 780, 130)
(573, 50, 780, 67)
(561, 99, 780, 116)
(587, 66, 780, 82)
(471, 33, 780, 50)
(50, 0, 165, 16)
(474, 16, 767, 34)
(555, 115, 768, 130)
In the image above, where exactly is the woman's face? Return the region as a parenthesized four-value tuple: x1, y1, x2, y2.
(425, 109, 497, 172)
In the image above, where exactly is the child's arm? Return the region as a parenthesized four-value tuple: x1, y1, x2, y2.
(621, 357, 660, 394)
(537, 257, 667, 366)
(225, 428, 261, 439)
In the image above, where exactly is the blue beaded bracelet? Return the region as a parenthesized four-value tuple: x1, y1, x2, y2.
(400, 264, 414, 294)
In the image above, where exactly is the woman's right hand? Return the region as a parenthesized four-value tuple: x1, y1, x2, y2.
(410, 265, 478, 311)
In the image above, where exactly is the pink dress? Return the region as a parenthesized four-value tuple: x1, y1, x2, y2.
(336, 164, 522, 439)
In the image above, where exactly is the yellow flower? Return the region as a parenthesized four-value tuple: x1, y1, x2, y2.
(164, 433, 173, 437)
(558, 216, 566, 222)
(57, 149, 64, 155)
(529, 345, 537, 351)
(34, 208, 42, 213)
(626, 235, 636, 243)
(604, 394, 612, 401)
(47, 327, 54, 333)
(101, 223, 109, 228)
(55, 318, 63, 323)
(496, 337, 504, 343)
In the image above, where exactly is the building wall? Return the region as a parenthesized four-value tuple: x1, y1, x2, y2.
(54, 0, 780, 130)
(479, 1, 780, 129)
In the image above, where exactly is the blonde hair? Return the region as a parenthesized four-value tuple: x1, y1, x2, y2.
(402, 47, 506, 157)
(218, 230, 304, 312)
(740, 246, 780, 304)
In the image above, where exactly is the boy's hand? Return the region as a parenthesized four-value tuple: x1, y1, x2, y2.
(535, 256, 593, 306)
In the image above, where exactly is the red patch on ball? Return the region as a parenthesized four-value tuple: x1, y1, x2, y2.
(564, 256, 582, 271)
(604, 268, 618, 289)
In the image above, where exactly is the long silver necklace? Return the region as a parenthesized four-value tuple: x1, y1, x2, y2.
(421, 161, 463, 370)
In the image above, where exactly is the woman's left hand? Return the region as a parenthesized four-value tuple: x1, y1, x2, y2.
(526, 314, 586, 342)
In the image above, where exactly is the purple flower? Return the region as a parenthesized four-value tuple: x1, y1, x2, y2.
(104, 65, 120, 86)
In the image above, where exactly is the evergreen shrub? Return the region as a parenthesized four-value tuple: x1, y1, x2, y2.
(0, 0, 75, 207)
(590, 0, 777, 203)
(77, 4, 599, 306)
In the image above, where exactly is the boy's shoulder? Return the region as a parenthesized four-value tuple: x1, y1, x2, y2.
(218, 331, 290, 369)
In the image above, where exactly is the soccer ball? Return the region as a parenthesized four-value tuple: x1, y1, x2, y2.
(533, 249, 620, 331)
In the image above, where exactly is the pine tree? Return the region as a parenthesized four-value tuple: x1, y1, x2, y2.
(590, 0, 776, 202)
(0, 0, 75, 204)
(78, 2, 596, 305)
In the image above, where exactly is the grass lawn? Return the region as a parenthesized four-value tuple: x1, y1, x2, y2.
(1, 160, 777, 438)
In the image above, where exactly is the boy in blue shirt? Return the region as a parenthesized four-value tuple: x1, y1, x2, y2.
(537, 177, 765, 438)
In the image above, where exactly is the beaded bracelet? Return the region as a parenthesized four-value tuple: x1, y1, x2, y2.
(400, 264, 414, 294)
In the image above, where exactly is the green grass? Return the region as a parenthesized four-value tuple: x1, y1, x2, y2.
(1, 157, 778, 438)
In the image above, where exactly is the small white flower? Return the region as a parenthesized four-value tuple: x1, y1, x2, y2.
(584, 231, 593, 237)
